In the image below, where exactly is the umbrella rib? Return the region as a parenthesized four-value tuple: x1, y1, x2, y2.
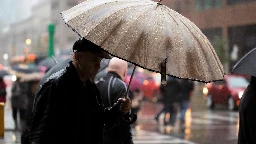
(167, 10, 224, 76)
(173, 13, 223, 74)
(85, 4, 154, 40)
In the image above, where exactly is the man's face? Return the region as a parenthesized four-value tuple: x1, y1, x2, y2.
(78, 52, 102, 78)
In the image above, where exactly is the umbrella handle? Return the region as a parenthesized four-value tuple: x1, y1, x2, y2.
(119, 65, 137, 125)
(52, 56, 58, 64)
(125, 65, 136, 98)
(161, 59, 167, 86)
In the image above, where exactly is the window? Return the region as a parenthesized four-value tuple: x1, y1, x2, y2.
(228, 77, 249, 88)
(227, 0, 256, 5)
(175, 0, 181, 13)
(185, 0, 191, 12)
(195, 0, 222, 11)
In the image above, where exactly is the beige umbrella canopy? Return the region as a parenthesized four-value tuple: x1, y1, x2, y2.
(61, 0, 225, 83)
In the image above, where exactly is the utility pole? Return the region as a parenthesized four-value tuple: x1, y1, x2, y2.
(48, 23, 55, 57)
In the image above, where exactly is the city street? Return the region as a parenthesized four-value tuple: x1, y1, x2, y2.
(0, 84, 239, 144)
(135, 84, 239, 144)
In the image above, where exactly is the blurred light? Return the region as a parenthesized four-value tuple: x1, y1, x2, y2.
(12, 135, 16, 142)
(239, 92, 243, 99)
(26, 39, 32, 45)
(0, 64, 2, 70)
(12, 75, 17, 82)
(3, 53, 8, 60)
(143, 80, 148, 85)
(152, 97, 157, 103)
(27, 54, 36, 61)
(203, 87, 208, 95)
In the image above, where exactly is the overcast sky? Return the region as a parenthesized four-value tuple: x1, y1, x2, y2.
(0, 0, 41, 26)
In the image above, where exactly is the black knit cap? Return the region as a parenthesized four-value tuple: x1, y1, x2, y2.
(73, 38, 110, 59)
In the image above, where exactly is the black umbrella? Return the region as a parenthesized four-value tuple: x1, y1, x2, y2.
(39, 58, 71, 86)
(38, 57, 61, 72)
(10, 64, 41, 76)
(232, 48, 256, 77)
(0, 70, 9, 77)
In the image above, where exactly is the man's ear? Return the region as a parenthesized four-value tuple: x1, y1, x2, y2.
(74, 53, 80, 62)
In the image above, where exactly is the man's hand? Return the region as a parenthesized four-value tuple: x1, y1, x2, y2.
(117, 97, 132, 114)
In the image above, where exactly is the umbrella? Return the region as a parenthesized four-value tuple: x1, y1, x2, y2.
(38, 57, 59, 69)
(38, 58, 71, 86)
(232, 47, 256, 77)
(61, 0, 225, 84)
(61, 0, 225, 124)
(9, 64, 41, 77)
(0, 70, 9, 77)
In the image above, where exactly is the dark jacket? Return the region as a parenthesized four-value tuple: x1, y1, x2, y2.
(22, 62, 120, 144)
(0, 79, 6, 103)
(160, 76, 181, 104)
(179, 79, 194, 101)
(238, 76, 256, 144)
(11, 81, 29, 109)
(96, 72, 133, 144)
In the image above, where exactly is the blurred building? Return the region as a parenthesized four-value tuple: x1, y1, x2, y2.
(0, 0, 39, 65)
(155, 0, 256, 72)
(0, 0, 83, 65)
(0, 0, 51, 65)
(50, 0, 83, 56)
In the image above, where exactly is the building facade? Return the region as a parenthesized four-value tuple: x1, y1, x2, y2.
(155, 0, 256, 72)
(50, 0, 84, 56)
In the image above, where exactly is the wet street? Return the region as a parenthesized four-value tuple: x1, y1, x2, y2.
(135, 84, 239, 144)
(0, 85, 239, 144)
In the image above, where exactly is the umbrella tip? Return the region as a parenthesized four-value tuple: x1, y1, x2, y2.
(157, 0, 163, 6)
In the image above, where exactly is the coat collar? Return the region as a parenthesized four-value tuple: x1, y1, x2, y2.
(66, 61, 92, 86)
(107, 71, 122, 80)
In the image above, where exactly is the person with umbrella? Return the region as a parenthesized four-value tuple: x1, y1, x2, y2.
(232, 48, 256, 143)
(96, 57, 133, 144)
(0, 69, 8, 104)
(21, 38, 132, 144)
(11, 76, 29, 131)
(0, 77, 7, 104)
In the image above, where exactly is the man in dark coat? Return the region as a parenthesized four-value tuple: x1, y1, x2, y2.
(21, 38, 132, 144)
(238, 76, 256, 144)
(96, 57, 133, 144)
(178, 79, 194, 127)
(155, 76, 181, 126)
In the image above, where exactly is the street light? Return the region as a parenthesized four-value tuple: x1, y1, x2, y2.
(3, 53, 8, 60)
(26, 39, 32, 45)
(3, 53, 8, 67)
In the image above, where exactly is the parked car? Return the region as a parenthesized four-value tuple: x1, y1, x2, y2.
(203, 74, 249, 111)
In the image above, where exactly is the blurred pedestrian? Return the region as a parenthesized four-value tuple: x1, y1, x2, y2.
(178, 79, 194, 127)
(11, 77, 29, 130)
(21, 38, 132, 144)
(155, 76, 181, 126)
(238, 76, 256, 144)
(26, 80, 40, 125)
(0, 77, 7, 104)
(96, 57, 133, 144)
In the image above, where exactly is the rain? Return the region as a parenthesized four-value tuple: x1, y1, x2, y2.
(0, 0, 256, 143)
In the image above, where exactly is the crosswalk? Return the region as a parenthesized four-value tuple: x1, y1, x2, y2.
(132, 129, 196, 144)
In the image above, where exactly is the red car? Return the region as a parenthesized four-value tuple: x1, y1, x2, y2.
(125, 69, 161, 102)
(203, 74, 249, 111)
(141, 73, 161, 101)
